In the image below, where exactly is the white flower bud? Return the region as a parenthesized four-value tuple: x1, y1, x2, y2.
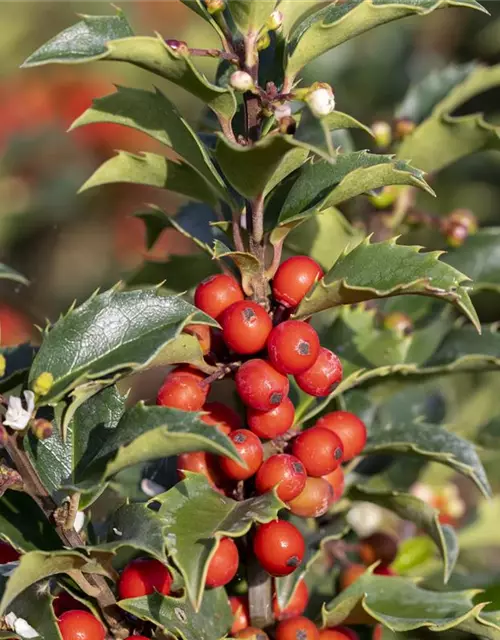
(230, 71, 254, 93)
(307, 84, 335, 118)
(372, 120, 392, 148)
(5, 613, 39, 639)
(73, 511, 85, 533)
(3, 391, 35, 431)
(274, 103, 292, 121)
(267, 10, 283, 31)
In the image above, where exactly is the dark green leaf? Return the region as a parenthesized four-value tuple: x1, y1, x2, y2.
(477, 418, 500, 448)
(278, 152, 432, 226)
(21, 11, 134, 65)
(67, 404, 241, 493)
(79, 152, 219, 206)
(347, 486, 459, 582)
(24, 387, 126, 507)
(29, 286, 216, 405)
(70, 86, 228, 203)
(443, 228, 500, 294)
(127, 254, 220, 290)
(0, 579, 61, 640)
(286, 0, 486, 79)
(213, 240, 260, 294)
(119, 588, 232, 640)
(398, 64, 500, 173)
(426, 322, 500, 369)
(154, 474, 284, 609)
(0, 492, 61, 553)
(293, 237, 479, 332)
(0, 344, 37, 395)
(0, 551, 111, 614)
(322, 571, 489, 632)
(365, 419, 491, 497)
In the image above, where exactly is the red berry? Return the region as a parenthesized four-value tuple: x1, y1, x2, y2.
(322, 467, 345, 503)
(374, 564, 397, 577)
(255, 454, 307, 502)
(318, 628, 359, 640)
(157, 368, 208, 411)
(58, 611, 105, 640)
(359, 532, 398, 567)
(247, 397, 295, 439)
(295, 348, 342, 397)
(0, 541, 20, 564)
(235, 359, 289, 411)
(220, 430, 263, 480)
(315, 411, 367, 461)
(118, 558, 172, 599)
(273, 256, 324, 308)
(235, 628, 269, 640)
(372, 625, 383, 640)
(339, 564, 365, 591)
(183, 323, 211, 354)
(276, 616, 319, 640)
(291, 427, 343, 477)
(230, 596, 250, 634)
(206, 537, 239, 588)
(267, 321, 320, 375)
(201, 402, 242, 435)
(177, 451, 224, 486)
(194, 274, 244, 319)
(221, 301, 272, 355)
(253, 520, 305, 577)
(273, 579, 309, 620)
(288, 477, 333, 517)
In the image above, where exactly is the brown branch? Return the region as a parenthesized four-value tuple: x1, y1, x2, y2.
(188, 47, 239, 64)
(232, 210, 245, 253)
(5, 435, 129, 637)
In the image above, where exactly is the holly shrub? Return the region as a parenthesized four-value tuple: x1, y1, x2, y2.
(1, 1, 500, 639)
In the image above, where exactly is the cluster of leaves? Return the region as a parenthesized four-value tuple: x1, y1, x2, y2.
(1, 0, 500, 639)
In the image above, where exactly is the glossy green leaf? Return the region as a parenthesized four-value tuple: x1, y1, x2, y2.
(347, 486, 458, 582)
(29, 286, 216, 405)
(228, 0, 275, 32)
(64, 404, 241, 493)
(0, 265, 28, 286)
(127, 254, 219, 290)
(0, 551, 111, 614)
(0, 492, 61, 553)
(364, 419, 490, 497)
(286, 0, 486, 79)
(21, 11, 134, 65)
(24, 387, 126, 506)
(154, 474, 284, 609)
(278, 152, 432, 226)
(275, 516, 348, 612)
(293, 237, 478, 331)
(79, 151, 219, 206)
(24, 21, 236, 119)
(398, 64, 500, 173)
(119, 588, 232, 640)
(443, 228, 500, 293)
(70, 86, 228, 202)
(322, 572, 488, 632)
(426, 322, 500, 369)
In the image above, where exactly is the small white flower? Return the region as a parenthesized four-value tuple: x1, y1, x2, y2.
(307, 84, 335, 118)
(346, 502, 383, 538)
(3, 391, 35, 431)
(274, 103, 292, 121)
(141, 478, 166, 498)
(4, 613, 39, 638)
(267, 9, 284, 30)
(73, 511, 85, 533)
(411, 482, 434, 504)
(230, 71, 254, 93)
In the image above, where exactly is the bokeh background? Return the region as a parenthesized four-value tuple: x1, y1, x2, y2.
(1, 0, 499, 345)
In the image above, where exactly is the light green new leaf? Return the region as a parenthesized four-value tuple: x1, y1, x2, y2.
(286, 0, 487, 79)
(322, 572, 488, 632)
(278, 151, 432, 225)
(119, 589, 232, 640)
(154, 474, 284, 610)
(28, 286, 217, 405)
(24, 387, 126, 507)
(23, 19, 236, 119)
(70, 86, 228, 202)
(398, 64, 500, 173)
(443, 228, 500, 294)
(364, 419, 491, 497)
(347, 486, 458, 583)
(64, 404, 241, 493)
(0, 551, 111, 614)
(228, 0, 276, 33)
(79, 151, 219, 206)
(293, 237, 478, 331)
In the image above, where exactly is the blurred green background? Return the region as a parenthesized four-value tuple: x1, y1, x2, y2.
(1, 0, 499, 346)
